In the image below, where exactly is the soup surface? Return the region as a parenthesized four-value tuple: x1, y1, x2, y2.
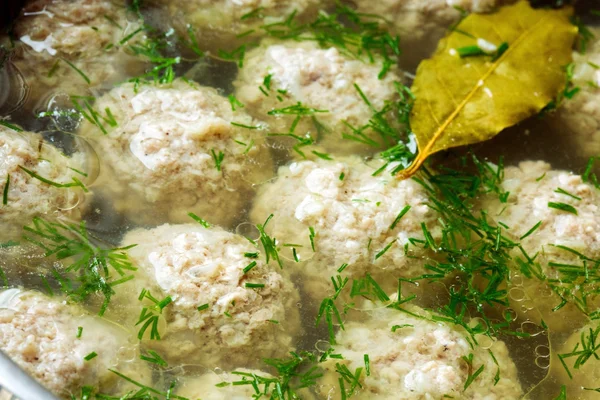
(0, 0, 599, 399)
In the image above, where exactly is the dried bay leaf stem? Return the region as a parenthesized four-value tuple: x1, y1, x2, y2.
(396, 1, 578, 179)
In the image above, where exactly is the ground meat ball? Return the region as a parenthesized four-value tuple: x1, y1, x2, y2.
(233, 40, 403, 157)
(0, 127, 90, 240)
(151, 0, 328, 53)
(8, 0, 145, 111)
(350, 0, 510, 68)
(319, 305, 522, 399)
(122, 223, 301, 368)
(250, 156, 440, 302)
(79, 79, 273, 227)
(0, 289, 150, 399)
(555, 29, 600, 160)
(479, 161, 600, 332)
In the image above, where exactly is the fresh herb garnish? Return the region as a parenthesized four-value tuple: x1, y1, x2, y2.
(23, 217, 137, 315)
(136, 289, 172, 340)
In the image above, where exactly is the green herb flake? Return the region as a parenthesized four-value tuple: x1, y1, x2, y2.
(76, 326, 83, 338)
(520, 221, 542, 240)
(245, 282, 265, 289)
(555, 187, 582, 201)
(309, 227, 316, 252)
(62, 59, 91, 84)
(197, 303, 209, 312)
(0, 120, 23, 132)
(391, 324, 413, 332)
(457, 45, 486, 58)
(84, 352, 98, 361)
(228, 94, 245, 111)
(188, 212, 211, 228)
(2, 175, 9, 205)
(548, 201, 578, 215)
(231, 121, 259, 130)
(375, 239, 396, 260)
(243, 261, 257, 274)
(140, 350, 168, 367)
(390, 205, 411, 230)
(364, 354, 371, 376)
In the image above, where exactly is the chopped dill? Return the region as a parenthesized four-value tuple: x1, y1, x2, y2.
(337, 263, 348, 273)
(374, 239, 396, 260)
(99, 369, 189, 400)
(245, 282, 265, 288)
(389, 205, 411, 230)
(231, 121, 260, 130)
(84, 352, 98, 361)
(254, 4, 401, 78)
(62, 59, 90, 84)
(136, 289, 172, 340)
(462, 353, 484, 390)
(188, 212, 211, 228)
(457, 45, 486, 58)
(311, 150, 333, 160)
(228, 94, 245, 111)
(197, 303, 209, 312)
(210, 149, 225, 171)
(103, 15, 123, 29)
(553, 385, 567, 400)
(0, 120, 23, 132)
(555, 187, 582, 201)
(583, 156, 600, 189)
(19, 165, 88, 192)
(244, 252, 259, 258)
(23, 217, 137, 315)
(350, 273, 390, 302)
(316, 274, 348, 343)
(309, 227, 316, 252)
(391, 324, 413, 332)
(243, 261, 257, 273)
(140, 350, 168, 367)
(47, 59, 60, 78)
(2, 174, 9, 205)
(571, 15, 594, 54)
(519, 221, 542, 240)
(120, 27, 144, 45)
(240, 7, 265, 20)
(76, 326, 83, 338)
(335, 363, 363, 398)
(255, 214, 283, 269)
(558, 324, 600, 379)
(339, 172, 345, 180)
(548, 201, 578, 215)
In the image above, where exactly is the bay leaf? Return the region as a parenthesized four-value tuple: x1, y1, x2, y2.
(396, 1, 577, 179)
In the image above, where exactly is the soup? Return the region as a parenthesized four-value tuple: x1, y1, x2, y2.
(0, 0, 598, 399)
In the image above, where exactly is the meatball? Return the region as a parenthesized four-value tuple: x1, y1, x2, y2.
(234, 41, 404, 157)
(250, 156, 439, 302)
(8, 0, 145, 111)
(0, 289, 150, 399)
(121, 223, 301, 368)
(152, 0, 328, 53)
(350, 0, 510, 68)
(0, 127, 90, 240)
(319, 305, 523, 399)
(479, 161, 600, 332)
(555, 28, 600, 160)
(79, 79, 273, 227)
